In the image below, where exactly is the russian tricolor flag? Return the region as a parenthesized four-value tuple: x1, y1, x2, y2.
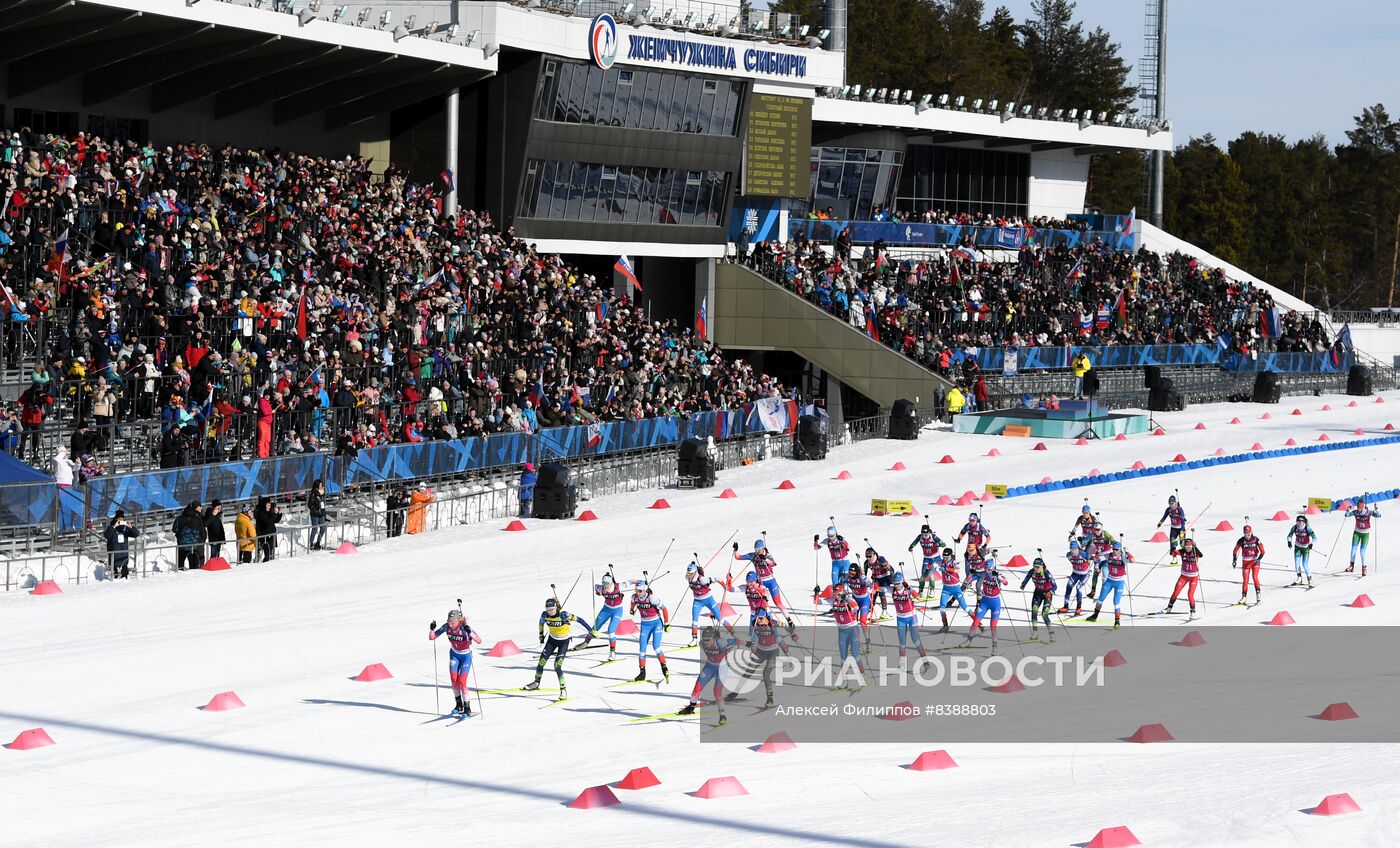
(695, 297, 707, 340)
(614, 254, 641, 293)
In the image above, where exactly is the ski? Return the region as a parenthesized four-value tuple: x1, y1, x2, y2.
(604, 678, 665, 689)
(628, 709, 718, 723)
(540, 697, 574, 709)
(479, 686, 555, 695)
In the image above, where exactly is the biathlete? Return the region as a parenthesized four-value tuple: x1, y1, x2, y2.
(954, 512, 991, 552)
(845, 562, 875, 650)
(677, 626, 735, 723)
(429, 609, 483, 716)
(1345, 497, 1380, 576)
(746, 609, 789, 709)
(814, 525, 851, 591)
(1058, 539, 1092, 615)
(1070, 503, 1096, 543)
(935, 555, 968, 634)
(683, 561, 731, 643)
(1287, 515, 1316, 586)
(1086, 540, 1129, 628)
(1232, 525, 1265, 605)
(964, 562, 1009, 650)
(907, 524, 946, 598)
(1163, 536, 1202, 616)
(829, 583, 867, 673)
(733, 538, 797, 630)
(864, 547, 896, 617)
(1020, 557, 1057, 641)
(1157, 495, 1187, 564)
(524, 597, 594, 699)
(630, 580, 670, 683)
(579, 573, 628, 658)
(890, 569, 926, 659)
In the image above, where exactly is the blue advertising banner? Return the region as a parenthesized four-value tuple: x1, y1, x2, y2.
(969, 344, 1353, 374)
(784, 220, 1136, 252)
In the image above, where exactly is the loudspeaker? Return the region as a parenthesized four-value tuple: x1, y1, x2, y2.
(532, 462, 578, 519)
(1252, 371, 1281, 404)
(1144, 365, 1161, 390)
(1082, 370, 1100, 397)
(677, 437, 716, 487)
(794, 414, 828, 460)
(888, 399, 919, 440)
(1148, 378, 1186, 412)
(1347, 365, 1373, 396)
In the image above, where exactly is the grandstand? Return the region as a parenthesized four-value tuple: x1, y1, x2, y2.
(0, 0, 1388, 572)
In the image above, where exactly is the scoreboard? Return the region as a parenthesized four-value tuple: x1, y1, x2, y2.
(742, 93, 812, 198)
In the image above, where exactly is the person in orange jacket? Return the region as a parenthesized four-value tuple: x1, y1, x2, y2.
(406, 482, 434, 534)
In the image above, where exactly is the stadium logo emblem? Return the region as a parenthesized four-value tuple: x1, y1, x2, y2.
(588, 14, 619, 70)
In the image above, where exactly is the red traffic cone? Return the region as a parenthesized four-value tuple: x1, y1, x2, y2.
(1321, 404, 1332, 411)
(1040, 476, 1053, 484)
(354, 663, 392, 682)
(1354, 428, 1365, 436)
(1350, 594, 1375, 608)
(890, 461, 907, 471)
(615, 619, 639, 636)
(835, 470, 853, 480)
(1230, 417, 1242, 424)
(202, 691, 245, 712)
(719, 602, 739, 620)
(1087, 826, 1142, 848)
(486, 640, 522, 657)
(1076, 437, 1089, 446)
(1172, 453, 1188, 462)
(939, 455, 955, 464)
(979, 491, 995, 502)
(649, 499, 671, 509)
(1005, 554, 1028, 568)
(1149, 531, 1168, 543)
(1318, 434, 1330, 442)
(201, 556, 232, 571)
(1128, 723, 1173, 743)
(577, 510, 598, 521)
(568, 785, 621, 809)
(1348, 400, 1359, 407)
(1251, 442, 1264, 450)
(1132, 460, 1147, 470)
(1153, 428, 1166, 436)
(985, 448, 1001, 457)
(335, 541, 357, 554)
(1179, 630, 1206, 647)
(991, 676, 1025, 694)
(1033, 442, 1048, 451)
(1194, 422, 1206, 430)
(1261, 413, 1272, 420)
(1291, 408, 1303, 416)
(5, 728, 55, 750)
(935, 494, 954, 505)
(615, 766, 661, 789)
(1103, 649, 1127, 668)
(881, 701, 919, 720)
(907, 750, 958, 771)
(1088, 468, 1101, 477)
(1317, 702, 1358, 721)
(1387, 423, 1395, 430)
(718, 488, 738, 499)
(1213, 447, 1226, 456)
(954, 494, 974, 506)
(1378, 397, 1386, 403)
(777, 480, 796, 490)
(504, 519, 527, 531)
(1114, 433, 1127, 441)
(1311, 793, 1362, 816)
(693, 776, 748, 798)
(756, 732, 797, 753)
(29, 580, 62, 595)
(1213, 520, 1233, 531)
(1270, 510, 1290, 521)
(1305, 504, 1322, 514)
(1267, 610, 1296, 626)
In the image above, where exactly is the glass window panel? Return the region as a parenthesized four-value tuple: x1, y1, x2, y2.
(641, 72, 661, 131)
(709, 80, 729, 136)
(533, 64, 552, 120)
(551, 63, 573, 122)
(596, 167, 618, 222)
(519, 161, 539, 217)
(534, 160, 554, 218)
(655, 73, 676, 132)
(581, 66, 603, 125)
(728, 81, 745, 134)
(580, 164, 601, 221)
(625, 75, 643, 127)
(622, 167, 644, 223)
(681, 78, 701, 133)
(596, 69, 616, 125)
(563, 162, 584, 218)
(857, 163, 879, 218)
(548, 161, 569, 218)
(697, 79, 716, 135)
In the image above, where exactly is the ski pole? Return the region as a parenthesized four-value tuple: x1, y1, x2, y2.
(655, 537, 676, 574)
(1323, 510, 1347, 570)
(559, 571, 584, 607)
(667, 557, 696, 635)
(432, 627, 440, 715)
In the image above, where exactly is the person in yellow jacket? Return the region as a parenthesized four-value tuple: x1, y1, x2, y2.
(1071, 352, 1092, 398)
(945, 385, 966, 420)
(406, 482, 434, 534)
(234, 504, 257, 564)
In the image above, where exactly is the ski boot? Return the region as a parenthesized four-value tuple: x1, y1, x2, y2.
(1307, 576, 1313, 587)
(1057, 605, 1070, 614)
(607, 648, 617, 661)
(453, 695, 465, 715)
(717, 711, 728, 726)
(660, 663, 670, 683)
(1048, 628, 1057, 642)
(677, 702, 698, 716)
(764, 694, 775, 709)
(1112, 613, 1122, 630)
(1085, 611, 1099, 623)
(1029, 626, 1038, 640)
(1362, 565, 1368, 577)
(463, 702, 472, 717)
(522, 679, 541, 691)
(990, 638, 999, 655)
(1345, 562, 1355, 573)
(724, 692, 741, 702)
(1255, 589, 1262, 604)
(1074, 604, 1083, 616)
(687, 633, 698, 647)
(633, 669, 647, 682)
(557, 686, 568, 702)
(1189, 605, 1197, 618)
(578, 633, 593, 649)
(1163, 602, 1175, 615)
(938, 622, 950, 634)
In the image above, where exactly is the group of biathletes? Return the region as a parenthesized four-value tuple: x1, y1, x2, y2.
(423, 495, 1381, 719)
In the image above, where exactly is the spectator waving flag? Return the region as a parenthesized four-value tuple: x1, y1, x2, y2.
(695, 297, 707, 340)
(416, 267, 445, 295)
(950, 245, 981, 264)
(1064, 256, 1084, 284)
(614, 254, 642, 294)
(1260, 306, 1282, 339)
(1113, 289, 1127, 325)
(440, 169, 455, 193)
(586, 421, 603, 449)
(1118, 207, 1136, 234)
(1338, 323, 1354, 351)
(46, 228, 69, 277)
(295, 290, 309, 340)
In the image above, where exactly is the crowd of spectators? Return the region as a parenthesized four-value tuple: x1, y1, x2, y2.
(744, 234, 1333, 386)
(802, 203, 1088, 232)
(0, 129, 785, 477)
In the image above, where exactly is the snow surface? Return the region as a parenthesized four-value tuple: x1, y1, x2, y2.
(5, 395, 1400, 848)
